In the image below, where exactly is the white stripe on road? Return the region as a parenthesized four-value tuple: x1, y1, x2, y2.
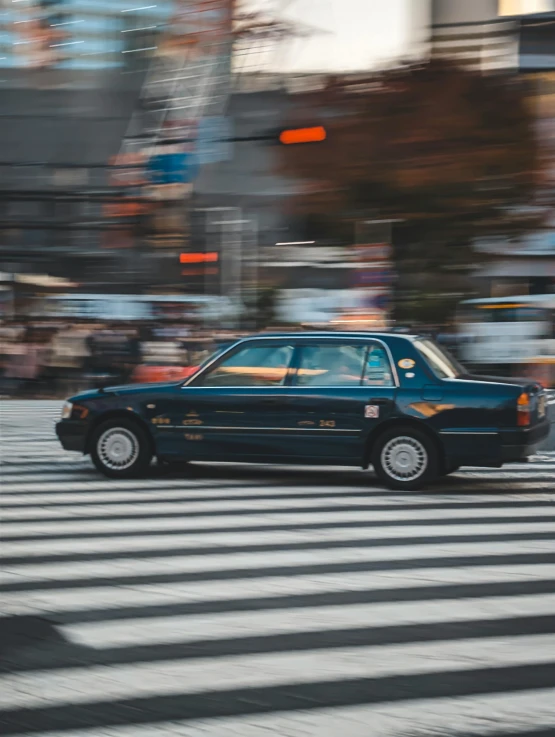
(60, 594, 555, 650)
(60, 594, 555, 658)
(3, 459, 555, 475)
(2, 505, 555, 538)
(2, 539, 554, 586)
(2, 634, 555, 710)
(3, 563, 555, 617)
(0, 481, 285, 505)
(6, 690, 553, 737)
(2, 440, 65, 447)
(0, 482, 422, 502)
(2, 520, 554, 559)
(5, 493, 555, 521)
(2, 473, 555, 504)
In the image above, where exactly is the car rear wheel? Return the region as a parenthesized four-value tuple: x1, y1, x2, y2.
(372, 427, 439, 491)
(91, 419, 152, 479)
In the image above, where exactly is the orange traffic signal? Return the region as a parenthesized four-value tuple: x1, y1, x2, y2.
(279, 126, 327, 145)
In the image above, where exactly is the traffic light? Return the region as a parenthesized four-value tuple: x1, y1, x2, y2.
(279, 126, 327, 145)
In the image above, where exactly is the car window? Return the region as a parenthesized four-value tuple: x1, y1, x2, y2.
(414, 339, 463, 380)
(362, 345, 395, 387)
(294, 344, 367, 387)
(198, 344, 294, 387)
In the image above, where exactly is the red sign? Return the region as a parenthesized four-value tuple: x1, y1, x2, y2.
(179, 252, 219, 264)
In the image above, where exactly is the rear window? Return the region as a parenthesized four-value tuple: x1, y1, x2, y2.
(414, 339, 463, 380)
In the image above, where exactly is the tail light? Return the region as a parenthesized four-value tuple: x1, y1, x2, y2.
(517, 392, 531, 427)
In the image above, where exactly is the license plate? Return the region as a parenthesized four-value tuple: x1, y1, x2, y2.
(538, 394, 546, 419)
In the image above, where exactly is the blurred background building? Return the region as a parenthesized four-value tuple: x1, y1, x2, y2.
(1, 0, 555, 323)
(1, 0, 171, 72)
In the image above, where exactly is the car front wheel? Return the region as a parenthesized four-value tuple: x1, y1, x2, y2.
(91, 419, 152, 479)
(372, 427, 439, 491)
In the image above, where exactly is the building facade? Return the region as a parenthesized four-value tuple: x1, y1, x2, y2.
(1, 0, 173, 71)
(426, 1, 555, 296)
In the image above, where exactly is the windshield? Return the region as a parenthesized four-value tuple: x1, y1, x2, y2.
(414, 339, 464, 380)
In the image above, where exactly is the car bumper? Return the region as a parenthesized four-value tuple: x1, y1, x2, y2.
(56, 420, 88, 453)
(441, 419, 550, 468)
(499, 420, 551, 463)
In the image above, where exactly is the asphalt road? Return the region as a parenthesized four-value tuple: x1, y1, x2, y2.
(1, 401, 555, 737)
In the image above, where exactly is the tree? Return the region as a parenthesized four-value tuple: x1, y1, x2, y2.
(278, 59, 546, 321)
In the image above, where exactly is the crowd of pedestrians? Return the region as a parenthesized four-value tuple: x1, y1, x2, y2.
(0, 320, 222, 398)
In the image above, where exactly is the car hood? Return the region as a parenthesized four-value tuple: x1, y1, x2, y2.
(70, 381, 180, 401)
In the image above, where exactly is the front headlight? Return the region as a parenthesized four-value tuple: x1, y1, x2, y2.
(61, 402, 73, 420)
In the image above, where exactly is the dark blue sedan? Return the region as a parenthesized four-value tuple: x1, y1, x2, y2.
(56, 332, 549, 490)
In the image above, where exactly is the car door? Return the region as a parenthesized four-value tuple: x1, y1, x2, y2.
(161, 340, 297, 460)
(280, 339, 398, 463)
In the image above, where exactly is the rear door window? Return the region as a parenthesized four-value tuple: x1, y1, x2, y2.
(293, 342, 394, 388)
(294, 344, 366, 387)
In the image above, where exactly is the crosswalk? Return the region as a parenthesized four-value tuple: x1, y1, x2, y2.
(1, 400, 555, 736)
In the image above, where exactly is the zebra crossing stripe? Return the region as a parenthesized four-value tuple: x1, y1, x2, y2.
(2, 634, 555, 711)
(3, 663, 555, 735)
(3, 690, 552, 737)
(4, 468, 553, 501)
(58, 594, 555, 650)
(3, 563, 555, 618)
(4, 495, 555, 521)
(2, 539, 555, 588)
(3, 505, 555, 539)
(1, 520, 554, 559)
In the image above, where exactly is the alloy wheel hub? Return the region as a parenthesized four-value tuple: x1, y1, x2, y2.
(98, 428, 139, 471)
(381, 436, 428, 482)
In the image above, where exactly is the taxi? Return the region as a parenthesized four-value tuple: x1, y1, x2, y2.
(56, 332, 550, 490)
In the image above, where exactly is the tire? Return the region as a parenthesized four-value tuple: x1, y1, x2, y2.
(91, 418, 152, 479)
(372, 426, 439, 491)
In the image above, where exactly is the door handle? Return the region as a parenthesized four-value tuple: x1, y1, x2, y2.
(260, 398, 284, 407)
